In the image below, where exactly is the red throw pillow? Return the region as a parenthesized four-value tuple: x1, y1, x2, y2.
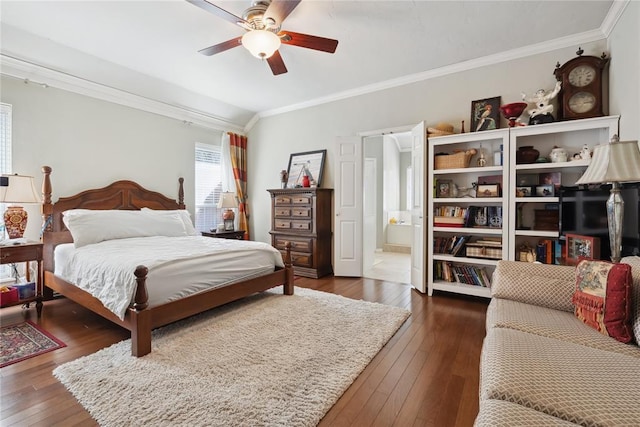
(572, 260, 633, 343)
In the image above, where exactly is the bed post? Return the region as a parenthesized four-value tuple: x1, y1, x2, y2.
(42, 166, 52, 231)
(131, 265, 151, 357)
(283, 242, 294, 295)
(178, 177, 185, 209)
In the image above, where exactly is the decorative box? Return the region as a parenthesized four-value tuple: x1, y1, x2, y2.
(14, 282, 36, 300)
(466, 242, 503, 260)
(535, 209, 559, 231)
(0, 287, 19, 306)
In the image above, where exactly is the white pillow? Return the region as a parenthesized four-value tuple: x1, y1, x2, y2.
(141, 208, 199, 236)
(63, 209, 188, 247)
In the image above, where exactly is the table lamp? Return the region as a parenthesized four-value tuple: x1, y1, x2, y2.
(575, 135, 640, 262)
(217, 192, 238, 231)
(0, 174, 42, 239)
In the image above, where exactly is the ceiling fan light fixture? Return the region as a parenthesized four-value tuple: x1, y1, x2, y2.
(242, 29, 281, 59)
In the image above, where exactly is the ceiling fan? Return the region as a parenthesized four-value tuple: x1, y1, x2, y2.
(187, 0, 338, 75)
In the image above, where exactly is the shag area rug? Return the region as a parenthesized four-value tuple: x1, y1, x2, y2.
(54, 287, 410, 427)
(1, 320, 66, 368)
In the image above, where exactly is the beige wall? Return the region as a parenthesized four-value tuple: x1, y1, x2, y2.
(1, 76, 222, 240)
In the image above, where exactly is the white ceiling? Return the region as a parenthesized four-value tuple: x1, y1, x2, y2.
(0, 1, 618, 131)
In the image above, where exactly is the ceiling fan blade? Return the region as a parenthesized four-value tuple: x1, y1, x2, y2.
(280, 31, 338, 53)
(264, 0, 301, 26)
(198, 36, 242, 56)
(267, 50, 288, 75)
(186, 0, 249, 28)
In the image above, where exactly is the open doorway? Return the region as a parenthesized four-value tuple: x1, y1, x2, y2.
(362, 133, 412, 284)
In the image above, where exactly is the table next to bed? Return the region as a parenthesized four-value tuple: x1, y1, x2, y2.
(0, 241, 43, 316)
(201, 230, 245, 240)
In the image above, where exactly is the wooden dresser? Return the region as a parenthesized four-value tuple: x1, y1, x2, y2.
(267, 188, 333, 278)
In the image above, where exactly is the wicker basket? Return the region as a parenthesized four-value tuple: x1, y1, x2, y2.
(434, 149, 476, 170)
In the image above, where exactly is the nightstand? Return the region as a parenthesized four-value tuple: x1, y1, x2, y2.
(0, 242, 43, 316)
(201, 230, 246, 240)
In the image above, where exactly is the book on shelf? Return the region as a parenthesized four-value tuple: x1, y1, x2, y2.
(536, 238, 561, 264)
(433, 235, 472, 256)
(434, 261, 491, 288)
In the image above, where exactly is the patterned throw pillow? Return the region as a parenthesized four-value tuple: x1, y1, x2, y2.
(572, 260, 634, 343)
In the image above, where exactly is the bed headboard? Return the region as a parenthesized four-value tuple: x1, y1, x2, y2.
(41, 166, 185, 271)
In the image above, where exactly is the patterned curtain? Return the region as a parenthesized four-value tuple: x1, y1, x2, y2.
(229, 132, 249, 239)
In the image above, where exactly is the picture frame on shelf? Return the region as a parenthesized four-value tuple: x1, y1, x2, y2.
(516, 174, 539, 186)
(478, 175, 502, 185)
(536, 184, 555, 197)
(286, 149, 326, 188)
(539, 172, 561, 190)
(471, 96, 501, 132)
(476, 184, 500, 198)
(436, 179, 452, 198)
(515, 186, 533, 197)
(565, 233, 600, 266)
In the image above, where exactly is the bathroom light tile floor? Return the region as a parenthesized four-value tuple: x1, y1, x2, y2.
(363, 251, 411, 284)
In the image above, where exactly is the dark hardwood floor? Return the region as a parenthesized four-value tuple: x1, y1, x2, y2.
(0, 276, 488, 426)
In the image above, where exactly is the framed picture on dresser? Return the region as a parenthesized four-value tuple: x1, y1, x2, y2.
(286, 150, 326, 188)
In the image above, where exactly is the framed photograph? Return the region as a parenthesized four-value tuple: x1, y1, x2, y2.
(535, 184, 555, 197)
(565, 233, 601, 266)
(477, 174, 502, 185)
(471, 96, 501, 132)
(476, 183, 500, 198)
(515, 186, 533, 197)
(436, 179, 452, 198)
(517, 174, 539, 186)
(538, 172, 561, 190)
(286, 149, 326, 188)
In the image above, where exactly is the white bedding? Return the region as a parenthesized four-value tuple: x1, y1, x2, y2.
(54, 236, 284, 320)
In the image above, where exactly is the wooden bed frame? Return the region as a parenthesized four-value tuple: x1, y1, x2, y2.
(40, 166, 293, 357)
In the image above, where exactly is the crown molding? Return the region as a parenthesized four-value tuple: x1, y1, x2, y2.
(245, 27, 608, 132)
(600, 0, 629, 38)
(0, 54, 245, 134)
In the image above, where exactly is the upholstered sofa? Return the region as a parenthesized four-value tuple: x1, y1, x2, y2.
(475, 256, 640, 426)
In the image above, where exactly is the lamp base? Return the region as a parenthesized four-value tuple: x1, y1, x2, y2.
(4, 205, 28, 239)
(607, 183, 624, 263)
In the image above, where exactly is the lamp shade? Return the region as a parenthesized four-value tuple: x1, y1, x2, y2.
(0, 174, 41, 204)
(576, 137, 640, 185)
(217, 192, 238, 209)
(241, 30, 281, 59)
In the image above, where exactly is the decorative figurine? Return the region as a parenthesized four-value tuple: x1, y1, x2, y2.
(521, 81, 562, 125)
(580, 144, 592, 160)
(477, 144, 487, 167)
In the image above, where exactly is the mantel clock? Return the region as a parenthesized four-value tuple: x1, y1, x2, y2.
(554, 48, 609, 120)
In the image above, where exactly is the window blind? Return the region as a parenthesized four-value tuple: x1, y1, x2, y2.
(194, 143, 223, 232)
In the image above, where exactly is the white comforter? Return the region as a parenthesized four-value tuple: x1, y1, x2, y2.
(54, 236, 284, 320)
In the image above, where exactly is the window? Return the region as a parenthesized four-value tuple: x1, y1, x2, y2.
(1, 103, 12, 277)
(194, 143, 223, 232)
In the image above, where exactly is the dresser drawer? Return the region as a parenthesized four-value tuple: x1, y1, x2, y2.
(274, 195, 292, 205)
(291, 208, 311, 218)
(291, 221, 312, 231)
(274, 208, 291, 217)
(280, 251, 313, 268)
(274, 236, 313, 253)
(292, 196, 311, 205)
(275, 220, 291, 230)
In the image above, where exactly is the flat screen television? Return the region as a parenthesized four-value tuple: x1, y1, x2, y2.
(559, 184, 640, 260)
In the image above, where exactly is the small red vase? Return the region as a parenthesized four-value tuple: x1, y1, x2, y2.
(302, 175, 310, 188)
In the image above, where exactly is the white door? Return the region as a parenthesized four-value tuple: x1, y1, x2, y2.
(334, 136, 362, 276)
(363, 158, 377, 274)
(410, 122, 427, 292)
